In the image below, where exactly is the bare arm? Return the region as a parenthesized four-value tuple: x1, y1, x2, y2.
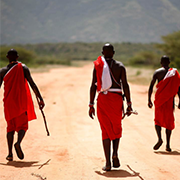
(0, 67, 7, 88)
(0, 69, 3, 88)
(178, 86, 180, 109)
(23, 65, 45, 109)
(121, 66, 133, 114)
(148, 73, 157, 108)
(89, 68, 97, 119)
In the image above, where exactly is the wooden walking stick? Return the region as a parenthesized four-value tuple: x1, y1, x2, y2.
(36, 96, 50, 136)
(40, 108, 50, 136)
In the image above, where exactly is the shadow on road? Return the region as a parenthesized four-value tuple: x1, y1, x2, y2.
(95, 164, 144, 179)
(154, 150, 180, 155)
(0, 159, 51, 169)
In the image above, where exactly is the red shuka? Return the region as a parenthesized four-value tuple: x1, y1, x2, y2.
(94, 56, 104, 92)
(94, 57, 123, 140)
(154, 68, 180, 130)
(3, 62, 36, 122)
(97, 92, 123, 140)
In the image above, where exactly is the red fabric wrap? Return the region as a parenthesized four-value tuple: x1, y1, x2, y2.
(97, 92, 123, 140)
(94, 56, 104, 92)
(3, 62, 36, 122)
(154, 68, 180, 130)
(7, 112, 28, 132)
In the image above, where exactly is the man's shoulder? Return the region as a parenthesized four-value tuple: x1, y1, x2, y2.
(0, 66, 9, 73)
(0, 66, 8, 71)
(21, 63, 29, 71)
(154, 67, 165, 74)
(0, 66, 9, 76)
(113, 59, 124, 67)
(113, 60, 125, 72)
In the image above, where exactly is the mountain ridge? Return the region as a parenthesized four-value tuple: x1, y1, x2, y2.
(1, 0, 180, 44)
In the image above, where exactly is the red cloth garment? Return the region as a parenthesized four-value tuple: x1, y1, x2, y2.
(97, 92, 123, 140)
(3, 62, 36, 122)
(94, 56, 104, 92)
(94, 56, 112, 92)
(7, 112, 28, 132)
(154, 68, 180, 130)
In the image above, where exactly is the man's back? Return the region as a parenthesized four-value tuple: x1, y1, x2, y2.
(107, 59, 125, 89)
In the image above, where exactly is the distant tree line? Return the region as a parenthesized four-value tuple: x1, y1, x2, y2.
(0, 31, 180, 69)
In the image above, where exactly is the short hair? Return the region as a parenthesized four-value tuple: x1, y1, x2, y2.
(102, 43, 114, 51)
(161, 55, 170, 64)
(7, 49, 18, 56)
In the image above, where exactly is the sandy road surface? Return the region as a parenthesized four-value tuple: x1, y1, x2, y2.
(0, 63, 180, 180)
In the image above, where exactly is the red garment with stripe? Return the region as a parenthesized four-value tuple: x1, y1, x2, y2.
(3, 62, 36, 122)
(97, 92, 123, 140)
(154, 68, 180, 130)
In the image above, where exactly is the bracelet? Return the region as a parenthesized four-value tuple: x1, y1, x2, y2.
(89, 102, 94, 107)
(127, 101, 132, 106)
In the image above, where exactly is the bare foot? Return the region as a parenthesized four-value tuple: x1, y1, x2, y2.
(14, 143, 24, 160)
(102, 164, 111, 171)
(153, 139, 163, 150)
(112, 156, 120, 168)
(166, 146, 172, 152)
(6, 154, 13, 161)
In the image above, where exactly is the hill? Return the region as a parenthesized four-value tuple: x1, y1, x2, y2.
(1, 0, 180, 44)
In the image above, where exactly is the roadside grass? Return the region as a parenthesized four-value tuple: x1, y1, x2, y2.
(29, 61, 155, 86)
(126, 66, 154, 86)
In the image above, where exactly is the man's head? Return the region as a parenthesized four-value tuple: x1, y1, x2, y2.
(102, 43, 115, 59)
(161, 55, 170, 67)
(6, 49, 19, 62)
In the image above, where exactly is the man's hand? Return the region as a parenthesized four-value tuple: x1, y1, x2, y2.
(126, 105, 133, 116)
(148, 100, 153, 108)
(89, 106, 95, 119)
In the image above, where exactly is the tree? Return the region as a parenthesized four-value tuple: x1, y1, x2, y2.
(156, 31, 180, 68)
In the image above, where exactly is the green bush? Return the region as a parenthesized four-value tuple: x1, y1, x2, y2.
(34, 55, 71, 66)
(129, 51, 159, 67)
(0, 46, 35, 67)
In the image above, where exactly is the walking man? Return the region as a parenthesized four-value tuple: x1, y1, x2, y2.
(89, 43, 133, 171)
(148, 55, 180, 152)
(0, 49, 45, 161)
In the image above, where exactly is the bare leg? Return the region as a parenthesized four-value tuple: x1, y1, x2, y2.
(102, 138, 111, 171)
(166, 129, 172, 152)
(112, 138, 120, 168)
(153, 125, 163, 150)
(6, 131, 15, 161)
(14, 130, 26, 159)
(17, 129, 26, 144)
(112, 138, 120, 157)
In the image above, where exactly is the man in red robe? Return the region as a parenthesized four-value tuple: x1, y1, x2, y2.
(89, 44, 133, 171)
(0, 49, 45, 161)
(148, 55, 180, 152)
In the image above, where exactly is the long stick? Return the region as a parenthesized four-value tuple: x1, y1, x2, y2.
(40, 108, 50, 136)
(36, 96, 50, 136)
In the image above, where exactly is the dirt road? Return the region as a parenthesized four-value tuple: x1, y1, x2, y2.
(0, 63, 180, 180)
